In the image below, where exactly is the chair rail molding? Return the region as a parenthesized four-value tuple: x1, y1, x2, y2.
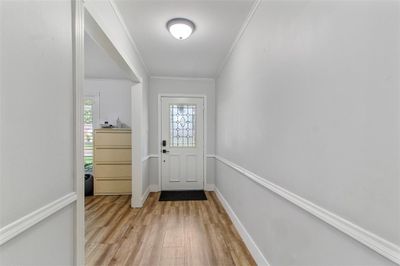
(141, 154, 159, 162)
(0, 192, 77, 246)
(214, 155, 400, 265)
(141, 155, 150, 162)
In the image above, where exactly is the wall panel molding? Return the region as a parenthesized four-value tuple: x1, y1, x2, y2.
(214, 155, 400, 264)
(0, 192, 77, 246)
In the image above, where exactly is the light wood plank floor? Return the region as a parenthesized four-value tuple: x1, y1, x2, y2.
(85, 192, 256, 266)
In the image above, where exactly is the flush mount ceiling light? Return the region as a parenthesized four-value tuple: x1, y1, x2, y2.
(167, 18, 195, 40)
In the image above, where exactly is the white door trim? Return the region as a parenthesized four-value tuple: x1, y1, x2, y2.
(131, 83, 143, 207)
(73, 2, 143, 264)
(72, 1, 85, 264)
(158, 94, 208, 191)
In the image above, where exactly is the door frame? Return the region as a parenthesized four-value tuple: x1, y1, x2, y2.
(158, 94, 208, 191)
(73, 1, 144, 264)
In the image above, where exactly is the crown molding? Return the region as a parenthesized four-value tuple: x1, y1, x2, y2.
(215, 0, 261, 79)
(108, 0, 150, 75)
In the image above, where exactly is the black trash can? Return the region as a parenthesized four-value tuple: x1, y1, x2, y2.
(85, 174, 93, 196)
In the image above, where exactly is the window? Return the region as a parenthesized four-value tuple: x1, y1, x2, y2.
(84, 98, 95, 168)
(169, 104, 196, 147)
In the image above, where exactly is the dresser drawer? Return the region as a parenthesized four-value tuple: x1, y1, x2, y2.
(94, 148, 131, 162)
(95, 180, 131, 195)
(94, 164, 131, 179)
(95, 132, 131, 146)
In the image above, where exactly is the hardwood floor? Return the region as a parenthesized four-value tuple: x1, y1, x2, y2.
(85, 192, 256, 266)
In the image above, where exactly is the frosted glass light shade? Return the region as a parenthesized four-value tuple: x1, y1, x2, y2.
(167, 18, 195, 40)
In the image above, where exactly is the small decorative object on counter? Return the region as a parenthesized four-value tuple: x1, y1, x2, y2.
(101, 121, 113, 128)
(116, 117, 122, 128)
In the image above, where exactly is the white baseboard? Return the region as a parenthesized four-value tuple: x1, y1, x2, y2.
(149, 184, 160, 192)
(0, 192, 77, 246)
(140, 186, 150, 206)
(205, 184, 215, 191)
(215, 155, 400, 264)
(215, 188, 270, 266)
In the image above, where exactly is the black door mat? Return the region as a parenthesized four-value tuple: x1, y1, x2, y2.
(159, 190, 207, 201)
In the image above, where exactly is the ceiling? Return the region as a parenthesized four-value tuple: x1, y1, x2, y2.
(113, 0, 255, 78)
(85, 33, 129, 79)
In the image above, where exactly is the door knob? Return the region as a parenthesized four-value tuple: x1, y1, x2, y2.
(162, 149, 170, 153)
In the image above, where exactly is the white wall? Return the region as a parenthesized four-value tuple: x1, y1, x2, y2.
(84, 78, 132, 127)
(0, 0, 75, 264)
(215, 1, 399, 265)
(148, 77, 216, 188)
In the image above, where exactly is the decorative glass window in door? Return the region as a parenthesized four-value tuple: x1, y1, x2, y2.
(170, 104, 196, 147)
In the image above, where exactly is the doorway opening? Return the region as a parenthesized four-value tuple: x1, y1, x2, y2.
(159, 96, 206, 191)
(74, 5, 144, 264)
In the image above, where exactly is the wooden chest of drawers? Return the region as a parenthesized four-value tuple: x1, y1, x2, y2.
(93, 128, 132, 195)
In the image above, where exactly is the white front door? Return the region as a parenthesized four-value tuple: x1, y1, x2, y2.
(161, 97, 204, 190)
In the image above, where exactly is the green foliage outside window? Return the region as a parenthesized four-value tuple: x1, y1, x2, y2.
(84, 98, 94, 171)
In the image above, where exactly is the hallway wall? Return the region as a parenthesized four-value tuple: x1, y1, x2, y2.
(148, 77, 216, 190)
(0, 1, 75, 264)
(215, 1, 399, 265)
(0, 1, 152, 264)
